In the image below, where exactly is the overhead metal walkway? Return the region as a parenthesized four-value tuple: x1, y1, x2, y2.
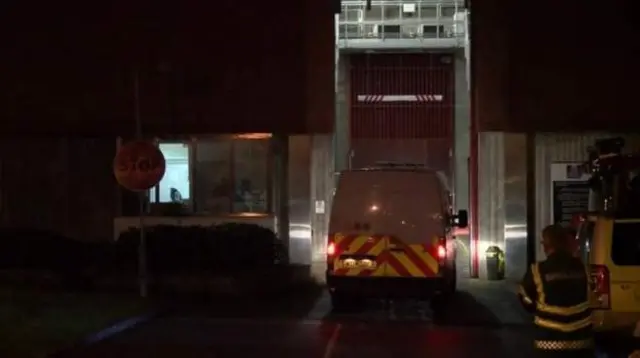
(336, 0, 467, 51)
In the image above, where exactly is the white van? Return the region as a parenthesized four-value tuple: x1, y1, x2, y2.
(325, 163, 468, 310)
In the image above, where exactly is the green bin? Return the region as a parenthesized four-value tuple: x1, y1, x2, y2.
(485, 246, 505, 280)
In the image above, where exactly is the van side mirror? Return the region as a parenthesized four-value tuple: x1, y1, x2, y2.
(454, 210, 468, 228)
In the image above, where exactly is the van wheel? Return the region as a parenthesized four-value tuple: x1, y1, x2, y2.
(446, 267, 457, 295)
(430, 293, 448, 323)
(330, 292, 355, 312)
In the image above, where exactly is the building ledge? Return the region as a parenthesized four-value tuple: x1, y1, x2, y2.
(338, 38, 462, 51)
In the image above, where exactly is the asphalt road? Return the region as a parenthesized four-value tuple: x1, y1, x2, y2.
(60, 281, 536, 358)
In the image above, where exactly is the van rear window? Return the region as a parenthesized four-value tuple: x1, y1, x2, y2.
(611, 222, 640, 266)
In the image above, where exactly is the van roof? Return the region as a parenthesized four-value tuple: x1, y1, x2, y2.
(348, 167, 439, 173)
(357, 161, 437, 171)
(343, 162, 441, 173)
(330, 169, 447, 243)
(340, 164, 449, 189)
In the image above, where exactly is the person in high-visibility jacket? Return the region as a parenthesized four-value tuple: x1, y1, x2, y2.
(518, 224, 593, 357)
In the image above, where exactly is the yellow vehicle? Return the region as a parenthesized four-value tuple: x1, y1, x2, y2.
(575, 214, 640, 332)
(573, 137, 640, 332)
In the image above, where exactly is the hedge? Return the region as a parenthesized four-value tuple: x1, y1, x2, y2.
(0, 224, 288, 278)
(0, 228, 102, 274)
(113, 224, 277, 273)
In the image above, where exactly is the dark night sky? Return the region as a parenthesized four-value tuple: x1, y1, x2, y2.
(473, 0, 640, 132)
(1, 1, 638, 134)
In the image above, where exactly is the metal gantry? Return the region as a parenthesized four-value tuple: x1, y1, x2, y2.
(337, 0, 467, 50)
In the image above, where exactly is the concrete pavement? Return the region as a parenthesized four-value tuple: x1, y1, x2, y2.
(59, 279, 534, 358)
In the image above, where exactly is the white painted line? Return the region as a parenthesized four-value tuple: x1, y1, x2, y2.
(323, 323, 342, 358)
(85, 314, 155, 344)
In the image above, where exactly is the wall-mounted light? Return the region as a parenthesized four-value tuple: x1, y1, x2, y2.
(232, 133, 272, 140)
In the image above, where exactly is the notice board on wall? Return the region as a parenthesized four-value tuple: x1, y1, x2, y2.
(550, 163, 591, 227)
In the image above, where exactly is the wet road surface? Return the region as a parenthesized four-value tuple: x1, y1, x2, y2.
(60, 280, 535, 358)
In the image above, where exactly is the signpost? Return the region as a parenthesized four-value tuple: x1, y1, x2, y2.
(112, 72, 166, 298)
(113, 140, 166, 298)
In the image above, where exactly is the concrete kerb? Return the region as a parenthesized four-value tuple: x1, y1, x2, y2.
(48, 310, 162, 358)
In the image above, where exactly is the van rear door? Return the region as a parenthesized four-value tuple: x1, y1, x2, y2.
(607, 219, 640, 312)
(383, 171, 444, 279)
(328, 170, 445, 279)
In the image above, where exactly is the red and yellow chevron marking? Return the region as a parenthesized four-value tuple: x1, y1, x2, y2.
(331, 234, 387, 277)
(329, 234, 439, 278)
(386, 236, 439, 278)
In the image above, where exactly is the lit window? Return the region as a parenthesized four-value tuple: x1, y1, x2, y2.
(121, 136, 272, 216)
(149, 143, 191, 204)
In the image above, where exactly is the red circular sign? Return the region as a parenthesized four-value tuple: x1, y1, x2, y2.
(113, 140, 166, 191)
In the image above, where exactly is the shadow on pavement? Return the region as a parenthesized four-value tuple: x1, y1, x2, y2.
(319, 291, 508, 328)
(158, 280, 325, 319)
(435, 291, 504, 327)
(595, 330, 638, 358)
(318, 291, 533, 358)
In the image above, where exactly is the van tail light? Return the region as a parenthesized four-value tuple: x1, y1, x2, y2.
(327, 242, 337, 257)
(436, 237, 447, 265)
(326, 240, 337, 272)
(590, 264, 610, 309)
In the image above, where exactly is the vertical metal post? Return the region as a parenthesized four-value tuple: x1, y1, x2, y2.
(525, 131, 536, 266)
(189, 138, 197, 214)
(0, 155, 3, 222)
(273, 134, 290, 255)
(469, 129, 479, 278)
(134, 70, 148, 298)
(468, 9, 479, 278)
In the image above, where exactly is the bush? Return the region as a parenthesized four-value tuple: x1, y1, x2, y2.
(114, 223, 285, 275)
(0, 228, 104, 288)
(207, 223, 282, 271)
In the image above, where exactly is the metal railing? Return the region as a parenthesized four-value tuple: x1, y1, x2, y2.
(338, 21, 461, 40)
(337, 0, 466, 41)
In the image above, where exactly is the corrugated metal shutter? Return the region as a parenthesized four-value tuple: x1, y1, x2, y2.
(348, 53, 454, 173)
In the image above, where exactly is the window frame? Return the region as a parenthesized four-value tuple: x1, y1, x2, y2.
(610, 220, 640, 266)
(191, 135, 273, 216)
(116, 135, 273, 217)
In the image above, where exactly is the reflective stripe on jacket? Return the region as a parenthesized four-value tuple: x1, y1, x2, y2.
(519, 252, 593, 350)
